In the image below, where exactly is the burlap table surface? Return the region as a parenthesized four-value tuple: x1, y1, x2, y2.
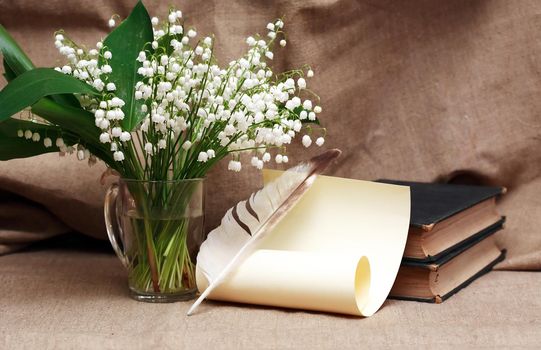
(0, 0, 540, 270)
(1, 243, 540, 349)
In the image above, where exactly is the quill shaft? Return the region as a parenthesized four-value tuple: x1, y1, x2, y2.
(187, 233, 265, 315)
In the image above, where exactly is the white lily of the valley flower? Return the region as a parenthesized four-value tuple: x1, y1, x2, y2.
(99, 132, 111, 143)
(48, 9, 324, 170)
(197, 152, 209, 162)
(144, 142, 154, 155)
(302, 135, 312, 148)
(228, 160, 242, 172)
(113, 151, 125, 161)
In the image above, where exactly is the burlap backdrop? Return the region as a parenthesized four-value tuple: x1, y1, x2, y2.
(0, 0, 540, 269)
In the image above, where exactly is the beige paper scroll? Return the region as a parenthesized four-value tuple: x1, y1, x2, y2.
(196, 173, 410, 316)
(197, 250, 371, 315)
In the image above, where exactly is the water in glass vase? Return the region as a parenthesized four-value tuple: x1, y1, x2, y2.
(123, 211, 205, 302)
(104, 178, 205, 303)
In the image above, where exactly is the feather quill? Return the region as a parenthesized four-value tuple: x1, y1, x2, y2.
(187, 149, 341, 316)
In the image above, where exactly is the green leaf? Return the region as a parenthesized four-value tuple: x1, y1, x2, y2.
(2, 58, 16, 82)
(0, 25, 81, 108)
(50, 93, 82, 109)
(0, 48, 114, 164)
(0, 24, 34, 76)
(0, 105, 120, 171)
(0, 67, 97, 122)
(30, 98, 116, 167)
(0, 118, 73, 160)
(102, 0, 153, 131)
(30, 98, 96, 142)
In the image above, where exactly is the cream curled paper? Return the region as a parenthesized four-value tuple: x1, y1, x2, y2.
(196, 173, 410, 316)
(196, 250, 371, 315)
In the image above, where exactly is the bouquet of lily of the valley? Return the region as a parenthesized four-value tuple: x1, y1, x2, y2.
(0, 1, 325, 301)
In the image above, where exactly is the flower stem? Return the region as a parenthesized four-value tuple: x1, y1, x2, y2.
(144, 220, 161, 292)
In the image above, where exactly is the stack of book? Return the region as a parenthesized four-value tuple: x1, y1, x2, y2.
(381, 180, 506, 303)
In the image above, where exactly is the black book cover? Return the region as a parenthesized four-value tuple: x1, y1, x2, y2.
(377, 180, 504, 228)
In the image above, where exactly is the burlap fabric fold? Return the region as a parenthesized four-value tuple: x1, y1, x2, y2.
(0, 0, 540, 269)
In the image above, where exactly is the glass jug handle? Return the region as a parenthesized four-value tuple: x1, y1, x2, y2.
(104, 183, 129, 269)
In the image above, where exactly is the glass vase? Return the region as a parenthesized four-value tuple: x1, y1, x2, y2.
(104, 178, 205, 302)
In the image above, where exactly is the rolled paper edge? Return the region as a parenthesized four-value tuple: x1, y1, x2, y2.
(355, 256, 371, 316)
(196, 250, 371, 316)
